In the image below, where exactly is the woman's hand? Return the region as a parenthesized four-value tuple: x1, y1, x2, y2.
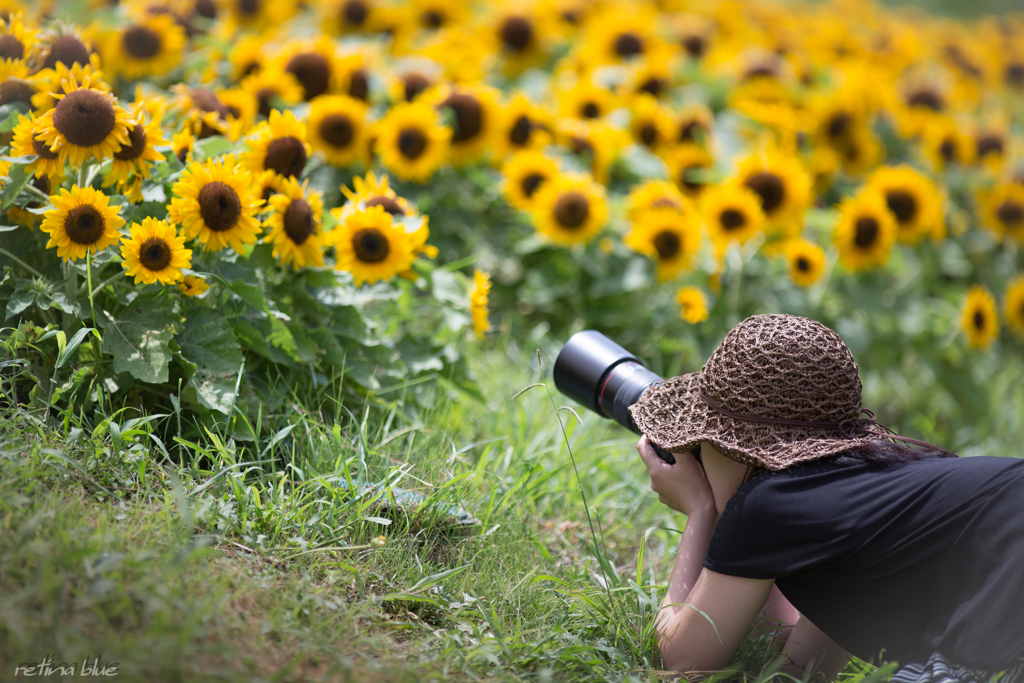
(638, 435, 716, 516)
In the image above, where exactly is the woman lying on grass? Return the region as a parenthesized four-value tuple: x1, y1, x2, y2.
(631, 314, 1024, 683)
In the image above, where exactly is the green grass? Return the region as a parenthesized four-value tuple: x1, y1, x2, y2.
(0, 336, 991, 682)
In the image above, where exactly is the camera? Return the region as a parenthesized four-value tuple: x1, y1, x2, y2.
(553, 330, 697, 465)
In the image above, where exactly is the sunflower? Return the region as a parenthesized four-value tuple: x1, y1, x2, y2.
(170, 84, 230, 138)
(323, 0, 377, 35)
(338, 171, 407, 216)
(389, 68, 437, 103)
(263, 176, 326, 270)
(332, 205, 416, 285)
(230, 35, 266, 82)
(334, 50, 372, 102)
(30, 59, 108, 113)
(105, 14, 186, 80)
(469, 269, 491, 339)
(626, 180, 691, 221)
(495, 93, 553, 158)
(922, 116, 974, 171)
(832, 190, 897, 272)
(624, 55, 675, 100)
(244, 109, 311, 179)
(733, 147, 812, 231)
(306, 94, 368, 167)
(171, 127, 194, 165)
(978, 183, 1024, 242)
(673, 14, 714, 62)
(558, 78, 616, 121)
(413, 0, 467, 31)
(34, 74, 131, 167)
(40, 185, 125, 262)
(488, 4, 552, 74)
(11, 112, 63, 183)
(240, 67, 304, 118)
(0, 13, 34, 65)
(625, 207, 702, 281)
(29, 26, 94, 72)
(120, 217, 191, 285)
(676, 286, 709, 324)
(973, 125, 1008, 172)
(700, 183, 765, 250)
(0, 58, 32, 108)
(530, 172, 607, 246)
(628, 95, 674, 152)
(429, 83, 501, 166)
(178, 274, 209, 297)
(375, 100, 450, 183)
(168, 154, 263, 253)
(217, 87, 258, 141)
(783, 238, 826, 287)
(666, 143, 715, 197)
(1003, 276, 1024, 340)
(582, 7, 659, 64)
(275, 37, 338, 101)
(961, 285, 999, 350)
(555, 118, 627, 186)
(222, 0, 295, 31)
(103, 109, 168, 189)
(865, 165, 944, 244)
(671, 105, 714, 149)
(502, 150, 559, 211)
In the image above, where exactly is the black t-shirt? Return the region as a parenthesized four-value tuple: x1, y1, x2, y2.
(703, 455, 1024, 670)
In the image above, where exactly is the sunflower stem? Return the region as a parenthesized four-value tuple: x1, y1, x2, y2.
(0, 247, 43, 278)
(89, 271, 123, 300)
(63, 259, 78, 331)
(78, 160, 92, 189)
(86, 252, 107, 403)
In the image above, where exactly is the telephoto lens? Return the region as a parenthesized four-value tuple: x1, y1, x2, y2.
(553, 330, 693, 465)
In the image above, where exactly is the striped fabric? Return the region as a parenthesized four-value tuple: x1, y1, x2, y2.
(891, 653, 1024, 683)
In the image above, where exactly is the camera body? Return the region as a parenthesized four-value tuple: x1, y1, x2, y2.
(553, 330, 696, 465)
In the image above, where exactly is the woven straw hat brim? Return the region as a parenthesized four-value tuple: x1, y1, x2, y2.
(628, 373, 878, 471)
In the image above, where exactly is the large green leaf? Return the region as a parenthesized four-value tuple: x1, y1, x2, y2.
(178, 309, 243, 414)
(99, 295, 177, 383)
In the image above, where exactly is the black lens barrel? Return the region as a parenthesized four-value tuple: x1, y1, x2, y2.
(602, 362, 663, 434)
(553, 330, 641, 417)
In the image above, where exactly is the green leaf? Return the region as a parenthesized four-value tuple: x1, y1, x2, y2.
(268, 317, 300, 362)
(99, 295, 177, 383)
(192, 135, 236, 161)
(0, 102, 28, 133)
(1, 163, 33, 212)
(177, 310, 243, 414)
(56, 327, 97, 368)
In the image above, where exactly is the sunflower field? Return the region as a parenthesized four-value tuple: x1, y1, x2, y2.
(1, 0, 1023, 679)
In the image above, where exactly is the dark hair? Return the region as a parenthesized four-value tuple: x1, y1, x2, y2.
(832, 439, 958, 466)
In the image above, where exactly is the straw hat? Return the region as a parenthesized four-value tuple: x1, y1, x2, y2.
(628, 314, 880, 471)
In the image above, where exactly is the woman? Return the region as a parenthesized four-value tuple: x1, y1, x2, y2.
(629, 314, 1024, 683)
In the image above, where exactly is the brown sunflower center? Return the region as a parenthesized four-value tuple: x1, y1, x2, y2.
(121, 25, 162, 59)
(195, 0, 217, 19)
(885, 190, 917, 224)
(31, 133, 60, 160)
(653, 229, 681, 259)
(976, 134, 1004, 159)
(639, 77, 665, 97)
(198, 181, 242, 232)
(520, 173, 545, 198)
(286, 52, 331, 100)
(63, 205, 106, 245)
(972, 310, 985, 330)
(679, 120, 705, 143)
(1006, 63, 1024, 88)
(421, 10, 443, 29)
(191, 87, 228, 117)
(114, 123, 148, 161)
(365, 195, 405, 215)
(264, 136, 307, 178)
(682, 35, 707, 58)
(255, 87, 279, 118)
(570, 136, 594, 160)
(352, 228, 390, 263)
(580, 101, 600, 119)
(402, 73, 430, 101)
(614, 32, 643, 58)
(319, 113, 354, 148)
(343, 0, 368, 26)
(509, 114, 532, 146)
(42, 35, 91, 70)
(651, 197, 681, 210)
(53, 88, 117, 148)
(795, 256, 811, 272)
(827, 112, 851, 139)
(0, 78, 35, 107)
(939, 138, 957, 162)
(553, 191, 590, 229)
(500, 16, 534, 53)
(720, 209, 746, 231)
(906, 88, 944, 112)
(32, 175, 51, 198)
(348, 69, 369, 101)
(397, 127, 426, 159)
(0, 34, 24, 60)
(283, 198, 315, 245)
(639, 122, 658, 147)
(440, 93, 483, 143)
(854, 216, 879, 247)
(138, 236, 172, 271)
(745, 172, 785, 213)
(996, 200, 1024, 229)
